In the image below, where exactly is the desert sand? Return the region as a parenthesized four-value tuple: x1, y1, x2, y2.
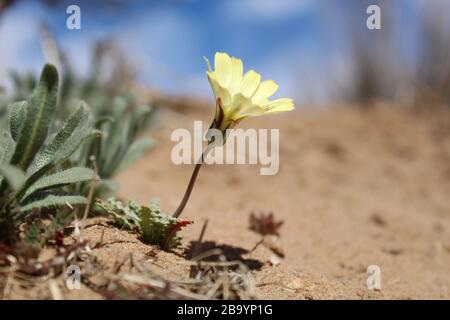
(5, 104, 450, 299)
(116, 104, 450, 299)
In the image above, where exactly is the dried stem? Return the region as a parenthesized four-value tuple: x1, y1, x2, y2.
(82, 156, 98, 222)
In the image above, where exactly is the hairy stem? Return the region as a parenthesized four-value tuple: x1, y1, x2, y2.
(171, 145, 212, 218)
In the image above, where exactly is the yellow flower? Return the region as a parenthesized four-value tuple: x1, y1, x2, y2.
(205, 52, 294, 132)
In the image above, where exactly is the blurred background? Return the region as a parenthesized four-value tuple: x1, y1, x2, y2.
(0, 0, 449, 108)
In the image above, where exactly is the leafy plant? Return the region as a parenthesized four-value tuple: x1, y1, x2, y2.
(0, 71, 36, 130)
(0, 64, 100, 243)
(0, 40, 157, 199)
(60, 42, 157, 191)
(96, 198, 192, 250)
(80, 97, 154, 196)
(23, 210, 71, 248)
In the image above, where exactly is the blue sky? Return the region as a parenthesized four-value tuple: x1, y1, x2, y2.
(0, 0, 446, 105)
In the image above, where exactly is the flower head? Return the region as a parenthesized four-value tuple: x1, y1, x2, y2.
(205, 52, 294, 133)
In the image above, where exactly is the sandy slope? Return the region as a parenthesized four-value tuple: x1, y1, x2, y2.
(111, 104, 450, 299)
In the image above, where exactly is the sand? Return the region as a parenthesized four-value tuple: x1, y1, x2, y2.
(114, 104, 450, 299)
(4, 104, 450, 299)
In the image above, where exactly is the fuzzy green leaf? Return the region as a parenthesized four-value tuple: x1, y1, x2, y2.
(27, 101, 91, 176)
(114, 138, 154, 175)
(9, 101, 27, 141)
(139, 200, 181, 247)
(16, 103, 101, 199)
(126, 105, 151, 144)
(0, 132, 15, 165)
(94, 116, 114, 129)
(96, 197, 190, 249)
(99, 97, 127, 174)
(106, 97, 127, 145)
(21, 167, 97, 202)
(139, 206, 161, 244)
(96, 198, 141, 229)
(0, 164, 26, 190)
(100, 103, 152, 177)
(21, 126, 101, 200)
(20, 194, 87, 212)
(10, 64, 59, 170)
(93, 179, 119, 195)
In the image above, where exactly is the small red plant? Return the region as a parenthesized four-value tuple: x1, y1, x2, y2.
(249, 211, 284, 236)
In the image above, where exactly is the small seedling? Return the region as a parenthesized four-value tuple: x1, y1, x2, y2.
(248, 211, 285, 265)
(249, 211, 284, 236)
(96, 197, 192, 250)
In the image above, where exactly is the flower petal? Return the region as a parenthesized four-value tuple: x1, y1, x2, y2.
(252, 80, 279, 103)
(203, 56, 212, 72)
(229, 56, 243, 95)
(264, 98, 294, 114)
(207, 72, 232, 106)
(238, 104, 265, 118)
(230, 94, 264, 119)
(239, 70, 261, 97)
(214, 52, 232, 88)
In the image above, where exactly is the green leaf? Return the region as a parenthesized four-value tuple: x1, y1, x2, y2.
(92, 178, 119, 196)
(96, 198, 141, 230)
(9, 101, 27, 141)
(0, 164, 26, 190)
(99, 97, 127, 172)
(94, 116, 114, 129)
(0, 131, 15, 165)
(21, 124, 101, 200)
(34, 127, 100, 174)
(27, 101, 91, 175)
(126, 105, 151, 144)
(24, 212, 71, 247)
(24, 222, 42, 246)
(139, 206, 161, 244)
(20, 194, 87, 212)
(83, 114, 113, 167)
(96, 197, 190, 249)
(139, 200, 180, 246)
(99, 103, 152, 177)
(21, 167, 97, 202)
(15, 102, 100, 201)
(10, 64, 59, 170)
(114, 138, 154, 175)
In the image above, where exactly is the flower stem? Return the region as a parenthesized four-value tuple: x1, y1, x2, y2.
(171, 145, 212, 218)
